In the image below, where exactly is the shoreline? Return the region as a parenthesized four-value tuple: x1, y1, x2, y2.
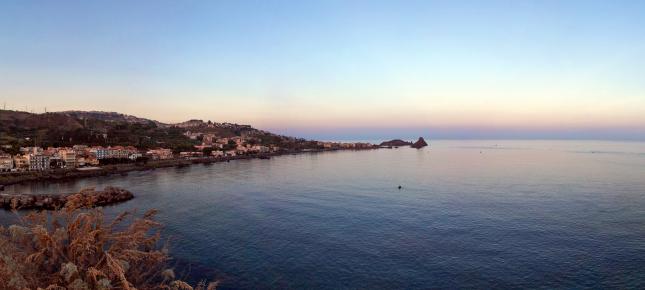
(0, 147, 379, 188)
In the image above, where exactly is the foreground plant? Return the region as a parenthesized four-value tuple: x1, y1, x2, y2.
(0, 188, 215, 290)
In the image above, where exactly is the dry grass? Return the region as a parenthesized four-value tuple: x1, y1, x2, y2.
(0, 189, 216, 290)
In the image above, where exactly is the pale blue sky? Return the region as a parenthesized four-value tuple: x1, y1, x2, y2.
(1, 0, 645, 140)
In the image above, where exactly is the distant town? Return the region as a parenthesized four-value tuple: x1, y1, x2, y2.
(0, 110, 376, 174)
(0, 137, 375, 173)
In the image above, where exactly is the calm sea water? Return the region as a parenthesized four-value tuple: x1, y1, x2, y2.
(2, 140, 645, 289)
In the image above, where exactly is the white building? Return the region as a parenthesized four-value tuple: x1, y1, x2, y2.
(90, 147, 109, 159)
(129, 152, 143, 160)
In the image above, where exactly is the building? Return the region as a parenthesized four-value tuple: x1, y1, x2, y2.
(108, 146, 129, 159)
(49, 156, 64, 169)
(146, 148, 174, 160)
(90, 147, 109, 159)
(85, 156, 100, 166)
(58, 149, 77, 168)
(129, 152, 143, 160)
(203, 134, 215, 145)
(73, 144, 88, 151)
(179, 151, 203, 159)
(73, 145, 89, 156)
(235, 145, 249, 155)
(0, 154, 13, 172)
(13, 155, 29, 171)
(183, 131, 202, 140)
(20, 147, 43, 155)
(251, 145, 270, 153)
(28, 154, 50, 171)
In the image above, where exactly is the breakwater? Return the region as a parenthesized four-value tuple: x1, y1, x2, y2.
(0, 186, 133, 210)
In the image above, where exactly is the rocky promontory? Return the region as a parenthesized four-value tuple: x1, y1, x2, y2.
(0, 186, 133, 210)
(379, 139, 413, 147)
(411, 137, 428, 149)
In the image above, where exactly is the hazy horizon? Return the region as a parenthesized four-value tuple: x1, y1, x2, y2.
(2, 1, 645, 140)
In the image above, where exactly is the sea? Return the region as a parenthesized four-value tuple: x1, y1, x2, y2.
(2, 140, 645, 289)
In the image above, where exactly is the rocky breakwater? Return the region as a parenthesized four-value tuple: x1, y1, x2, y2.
(0, 186, 134, 210)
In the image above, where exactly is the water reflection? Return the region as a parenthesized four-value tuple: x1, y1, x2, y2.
(2, 140, 645, 289)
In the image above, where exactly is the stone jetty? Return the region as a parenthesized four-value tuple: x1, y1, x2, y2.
(0, 186, 134, 210)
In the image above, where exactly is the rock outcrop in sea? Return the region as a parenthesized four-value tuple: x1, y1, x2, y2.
(379, 139, 413, 147)
(411, 137, 428, 149)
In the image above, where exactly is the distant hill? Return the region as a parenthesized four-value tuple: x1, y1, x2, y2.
(61, 111, 167, 126)
(0, 109, 286, 153)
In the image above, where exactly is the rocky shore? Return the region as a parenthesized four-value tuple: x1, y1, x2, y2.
(0, 186, 133, 210)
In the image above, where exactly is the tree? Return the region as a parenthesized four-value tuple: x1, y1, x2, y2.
(202, 147, 214, 156)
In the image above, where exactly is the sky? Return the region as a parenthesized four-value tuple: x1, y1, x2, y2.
(1, 0, 645, 140)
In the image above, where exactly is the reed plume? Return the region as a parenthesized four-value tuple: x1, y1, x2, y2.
(0, 189, 216, 290)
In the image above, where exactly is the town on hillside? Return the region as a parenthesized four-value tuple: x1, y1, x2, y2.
(0, 111, 376, 173)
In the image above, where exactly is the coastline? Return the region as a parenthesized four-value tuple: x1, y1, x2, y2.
(0, 147, 379, 188)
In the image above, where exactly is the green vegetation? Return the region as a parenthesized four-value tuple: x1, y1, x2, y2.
(202, 147, 214, 156)
(0, 109, 336, 155)
(0, 110, 256, 152)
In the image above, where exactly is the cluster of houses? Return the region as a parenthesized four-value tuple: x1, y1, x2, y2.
(316, 141, 375, 150)
(182, 130, 375, 158)
(0, 136, 281, 173)
(0, 129, 376, 173)
(182, 132, 280, 158)
(0, 135, 282, 173)
(0, 146, 174, 173)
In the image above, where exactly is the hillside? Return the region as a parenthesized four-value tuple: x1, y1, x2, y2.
(62, 111, 167, 126)
(0, 110, 289, 153)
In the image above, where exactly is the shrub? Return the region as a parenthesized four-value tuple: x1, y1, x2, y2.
(0, 190, 215, 289)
